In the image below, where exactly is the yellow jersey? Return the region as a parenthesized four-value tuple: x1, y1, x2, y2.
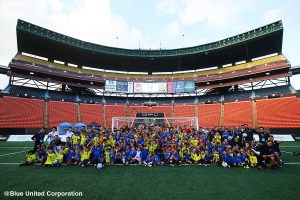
(249, 155, 258, 165)
(45, 152, 57, 165)
(81, 150, 91, 161)
(72, 135, 81, 145)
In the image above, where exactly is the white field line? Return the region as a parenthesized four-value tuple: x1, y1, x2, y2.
(0, 150, 28, 157)
(281, 150, 294, 155)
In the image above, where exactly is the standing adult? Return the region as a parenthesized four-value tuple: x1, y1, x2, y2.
(31, 128, 46, 152)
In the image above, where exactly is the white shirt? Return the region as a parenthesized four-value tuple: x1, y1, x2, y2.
(48, 131, 58, 142)
(66, 131, 74, 138)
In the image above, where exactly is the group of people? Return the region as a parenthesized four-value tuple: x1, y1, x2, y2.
(20, 124, 283, 169)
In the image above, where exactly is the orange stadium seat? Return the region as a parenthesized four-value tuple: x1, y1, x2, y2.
(223, 101, 252, 127)
(105, 105, 127, 127)
(48, 101, 77, 127)
(174, 105, 195, 117)
(256, 97, 300, 128)
(80, 103, 103, 125)
(0, 96, 44, 128)
(198, 104, 220, 127)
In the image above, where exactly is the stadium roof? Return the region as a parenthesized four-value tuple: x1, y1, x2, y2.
(16, 19, 283, 73)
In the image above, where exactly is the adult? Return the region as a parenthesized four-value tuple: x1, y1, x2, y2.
(46, 127, 58, 143)
(261, 140, 278, 168)
(257, 127, 270, 146)
(31, 128, 46, 152)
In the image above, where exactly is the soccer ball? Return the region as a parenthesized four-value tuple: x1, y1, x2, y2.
(96, 163, 103, 169)
(222, 161, 228, 168)
(242, 133, 247, 137)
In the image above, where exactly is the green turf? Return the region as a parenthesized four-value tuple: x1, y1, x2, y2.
(0, 141, 300, 200)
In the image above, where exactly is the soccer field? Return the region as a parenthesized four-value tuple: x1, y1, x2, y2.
(0, 142, 300, 200)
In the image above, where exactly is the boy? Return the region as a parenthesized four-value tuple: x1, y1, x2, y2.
(249, 151, 258, 167)
(121, 151, 129, 166)
(81, 147, 92, 167)
(143, 153, 154, 167)
(19, 150, 36, 166)
(211, 149, 220, 165)
(66, 148, 76, 165)
(44, 148, 57, 167)
(153, 153, 161, 166)
(170, 150, 181, 166)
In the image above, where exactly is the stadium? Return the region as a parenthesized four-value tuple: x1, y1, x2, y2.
(0, 3, 300, 200)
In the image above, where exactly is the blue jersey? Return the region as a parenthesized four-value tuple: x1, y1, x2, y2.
(153, 155, 160, 164)
(130, 150, 136, 158)
(109, 152, 115, 159)
(99, 154, 106, 163)
(115, 152, 122, 159)
(222, 154, 233, 163)
(173, 153, 180, 160)
(184, 153, 191, 160)
(66, 151, 76, 161)
(75, 153, 81, 161)
(141, 149, 149, 160)
(233, 155, 242, 164)
(93, 147, 101, 159)
(145, 155, 153, 163)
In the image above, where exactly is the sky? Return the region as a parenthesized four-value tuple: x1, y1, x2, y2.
(0, 0, 299, 89)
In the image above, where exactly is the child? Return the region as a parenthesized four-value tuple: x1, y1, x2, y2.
(75, 149, 82, 165)
(115, 150, 122, 164)
(81, 147, 92, 167)
(121, 151, 129, 166)
(19, 150, 36, 166)
(212, 149, 220, 165)
(183, 149, 192, 164)
(56, 149, 64, 165)
(44, 148, 57, 167)
(221, 150, 232, 168)
(170, 150, 181, 166)
(153, 153, 161, 166)
(143, 153, 153, 167)
(109, 148, 116, 165)
(191, 149, 200, 165)
(66, 148, 76, 165)
(249, 151, 258, 167)
(131, 147, 141, 164)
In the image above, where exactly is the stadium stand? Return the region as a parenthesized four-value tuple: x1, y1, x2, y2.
(47, 90, 77, 102)
(13, 53, 287, 81)
(174, 105, 195, 117)
(256, 96, 300, 128)
(8, 85, 46, 99)
(198, 94, 222, 103)
(104, 105, 127, 127)
(254, 85, 291, 97)
(48, 101, 77, 127)
(223, 101, 252, 127)
(223, 91, 253, 101)
(0, 96, 43, 128)
(79, 94, 103, 103)
(174, 96, 197, 104)
(104, 96, 127, 104)
(198, 104, 221, 127)
(79, 103, 103, 125)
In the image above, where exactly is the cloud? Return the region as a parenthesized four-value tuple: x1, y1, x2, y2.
(156, 0, 254, 30)
(263, 9, 282, 23)
(156, 0, 182, 15)
(0, 0, 145, 89)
